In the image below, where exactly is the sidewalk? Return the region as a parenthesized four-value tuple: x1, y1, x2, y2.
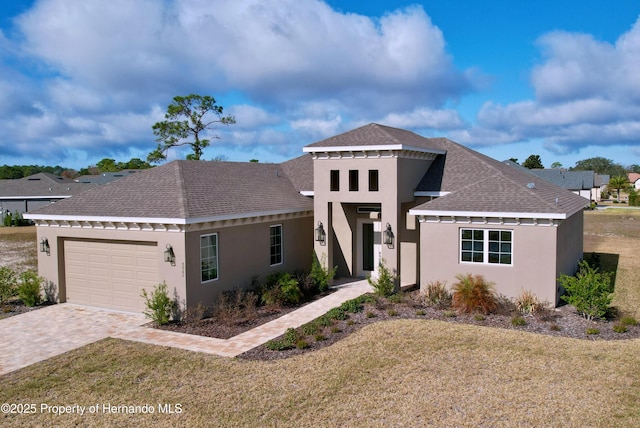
(115, 279, 373, 358)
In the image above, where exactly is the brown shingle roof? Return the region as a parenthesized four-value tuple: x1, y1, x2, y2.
(26, 160, 313, 221)
(0, 173, 98, 197)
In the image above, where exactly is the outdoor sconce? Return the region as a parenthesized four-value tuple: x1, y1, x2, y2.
(164, 244, 176, 265)
(383, 223, 394, 247)
(40, 238, 50, 255)
(315, 221, 326, 245)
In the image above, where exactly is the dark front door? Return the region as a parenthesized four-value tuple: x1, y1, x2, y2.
(362, 223, 374, 271)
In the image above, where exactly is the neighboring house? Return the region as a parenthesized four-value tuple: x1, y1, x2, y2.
(503, 163, 602, 202)
(0, 173, 99, 221)
(25, 123, 588, 312)
(73, 170, 145, 185)
(628, 173, 640, 190)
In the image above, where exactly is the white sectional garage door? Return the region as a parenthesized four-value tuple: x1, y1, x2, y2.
(64, 240, 159, 312)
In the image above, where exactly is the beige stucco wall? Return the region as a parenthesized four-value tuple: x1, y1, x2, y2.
(312, 155, 433, 286)
(555, 211, 584, 300)
(419, 221, 561, 305)
(184, 216, 313, 308)
(34, 225, 186, 308)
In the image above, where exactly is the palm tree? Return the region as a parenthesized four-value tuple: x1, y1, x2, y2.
(608, 175, 631, 202)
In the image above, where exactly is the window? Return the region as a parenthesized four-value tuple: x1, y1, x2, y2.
(349, 170, 359, 191)
(330, 170, 339, 191)
(201, 233, 218, 282)
(460, 229, 512, 265)
(270, 225, 283, 266)
(368, 170, 379, 191)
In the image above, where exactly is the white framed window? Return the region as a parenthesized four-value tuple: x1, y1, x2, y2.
(460, 229, 512, 265)
(270, 225, 283, 266)
(201, 233, 218, 282)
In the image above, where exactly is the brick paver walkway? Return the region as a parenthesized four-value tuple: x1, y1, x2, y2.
(0, 279, 372, 375)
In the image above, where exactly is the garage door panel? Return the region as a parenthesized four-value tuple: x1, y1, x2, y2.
(64, 240, 159, 312)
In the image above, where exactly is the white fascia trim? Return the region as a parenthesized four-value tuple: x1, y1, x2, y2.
(413, 191, 451, 197)
(23, 208, 312, 224)
(407, 209, 569, 220)
(0, 195, 72, 200)
(303, 144, 445, 155)
(300, 191, 314, 196)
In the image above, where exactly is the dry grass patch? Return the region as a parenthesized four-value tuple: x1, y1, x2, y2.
(1, 322, 640, 427)
(0, 226, 37, 273)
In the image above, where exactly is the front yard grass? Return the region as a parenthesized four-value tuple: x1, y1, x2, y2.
(1, 212, 639, 426)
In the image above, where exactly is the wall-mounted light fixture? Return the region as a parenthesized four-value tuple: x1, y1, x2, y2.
(315, 221, 326, 245)
(40, 237, 50, 255)
(383, 223, 394, 248)
(164, 244, 176, 265)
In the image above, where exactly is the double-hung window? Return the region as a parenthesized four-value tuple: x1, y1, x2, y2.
(270, 225, 283, 266)
(460, 229, 512, 265)
(201, 233, 219, 282)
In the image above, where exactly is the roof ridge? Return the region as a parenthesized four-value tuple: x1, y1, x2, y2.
(175, 162, 190, 218)
(371, 123, 402, 145)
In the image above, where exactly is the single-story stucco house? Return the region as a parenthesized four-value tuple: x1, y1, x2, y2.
(24, 124, 588, 313)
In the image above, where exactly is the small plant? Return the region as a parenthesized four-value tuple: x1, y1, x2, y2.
(416, 309, 426, 316)
(301, 322, 319, 336)
(366, 311, 376, 318)
(141, 282, 176, 325)
(387, 293, 404, 304)
(511, 316, 527, 327)
(330, 326, 342, 333)
(278, 273, 302, 305)
(17, 270, 43, 307)
(620, 316, 638, 326)
(317, 315, 333, 327)
(296, 340, 309, 349)
(265, 339, 292, 351)
(346, 320, 355, 326)
(368, 259, 395, 297)
(559, 260, 613, 321)
(424, 280, 451, 308)
(314, 333, 326, 341)
(310, 253, 337, 293)
(325, 307, 347, 321)
(613, 324, 628, 333)
(284, 327, 299, 344)
(340, 299, 362, 313)
(473, 313, 485, 321)
(550, 324, 561, 331)
(0, 266, 17, 305)
(388, 309, 398, 316)
(585, 327, 600, 335)
(451, 273, 497, 314)
(442, 310, 457, 318)
(515, 289, 545, 315)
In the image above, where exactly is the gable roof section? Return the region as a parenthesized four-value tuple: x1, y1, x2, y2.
(0, 173, 98, 198)
(25, 160, 313, 224)
(524, 169, 595, 191)
(628, 173, 640, 184)
(280, 154, 313, 193)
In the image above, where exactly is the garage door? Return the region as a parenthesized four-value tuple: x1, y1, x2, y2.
(64, 240, 159, 312)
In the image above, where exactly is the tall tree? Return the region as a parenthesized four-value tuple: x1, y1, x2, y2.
(148, 94, 235, 163)
(608, 175, 630, 202)
(571, 157, 626, 176)
(523, 155, 544, 169)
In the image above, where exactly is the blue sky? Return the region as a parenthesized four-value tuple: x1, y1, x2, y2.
(1, 1, 640, 170)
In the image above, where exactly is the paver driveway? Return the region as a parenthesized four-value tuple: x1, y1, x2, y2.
(0, 304, 146, 375)
(0, 279, 373, 376)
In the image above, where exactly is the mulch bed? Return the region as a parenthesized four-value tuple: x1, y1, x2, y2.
(153, 288, 640, 361)
(0, 300, 49, 319)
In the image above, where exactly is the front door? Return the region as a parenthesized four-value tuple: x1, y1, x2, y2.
(358, 219, 381, 278)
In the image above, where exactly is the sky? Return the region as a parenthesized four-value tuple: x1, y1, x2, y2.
(1, 0, 640, 170)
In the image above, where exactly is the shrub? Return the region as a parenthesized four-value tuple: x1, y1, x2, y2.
(559, 260, 613, 321)
(613, 324, 628, 333)
(296, 340, 309, 349)
(0, 266, 17, 305)
(388, 309, 398, 317)
(451, 274, 497, 314)
(365, 311, 376, 318)
(473, 313, 485, 321)
(424, 280, 451, 309)
(340, 299, 362, 313)
(310, 253, 337, 293)
(585, 327, 600, 335)
(325, 307, 347, 321)
(620, 316, 638, 326)
(301, 322, 319, 335)
(330, 326, 342, 333)
(629, 189, 640, 207)
(314, 333, 326, 341)
(346, 319, 355, 326)
(265, 339, 292, 351)
(17, 270, 43, 307)
(511, 316, 527, 327)
(141, 282, 176, 325)
(442, 310, 457, 318)
(216, 289, 258, 322)
(284, 327, 299, 344)
(550, 324, 561, 331)
(416, 309, 426, 316)
(278, 274, 301, 305)
(368, 259, 395, 297)
(317, 315, 333, 327)
(515, 289, 546, 315)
